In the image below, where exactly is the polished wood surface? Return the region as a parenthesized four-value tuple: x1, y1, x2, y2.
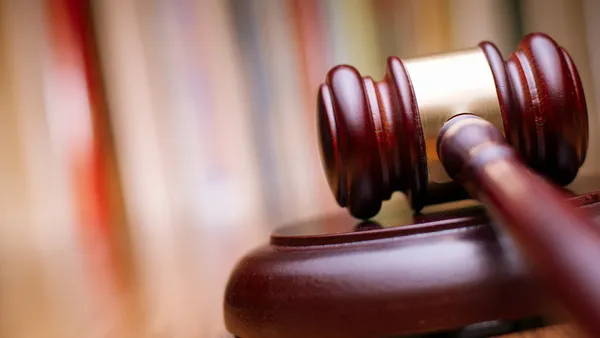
(317, 33, 587, 219)
(503, 325, 581, 337)
(238, 31, 600, 338)
(438, 115, 600, 336)
(479, 34, 588, 186)
(224, 191, 600, 338)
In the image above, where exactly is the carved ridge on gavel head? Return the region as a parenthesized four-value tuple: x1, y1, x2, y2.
(317, 32, 588, 219)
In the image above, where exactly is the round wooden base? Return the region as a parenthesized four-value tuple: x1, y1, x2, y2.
(223, 192, 600, 338)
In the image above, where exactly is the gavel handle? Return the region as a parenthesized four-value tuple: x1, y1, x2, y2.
(438, 114, 600, 335)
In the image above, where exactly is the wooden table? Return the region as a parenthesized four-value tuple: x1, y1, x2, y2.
(503, 325, 578, 337)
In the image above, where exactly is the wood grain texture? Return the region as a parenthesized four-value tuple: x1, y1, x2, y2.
(438, 114, 600, 336)
(501, 324, 580, 337)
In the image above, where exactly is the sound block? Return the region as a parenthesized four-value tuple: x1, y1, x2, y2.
(224, 191, 600, 338)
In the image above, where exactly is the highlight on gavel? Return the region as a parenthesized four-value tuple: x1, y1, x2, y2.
(317, 33, 600, 335)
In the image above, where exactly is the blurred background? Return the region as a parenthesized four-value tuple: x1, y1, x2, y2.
(0, 0, 599, 337)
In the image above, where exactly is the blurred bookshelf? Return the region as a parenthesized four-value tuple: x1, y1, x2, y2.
(0, 0, 598, 337)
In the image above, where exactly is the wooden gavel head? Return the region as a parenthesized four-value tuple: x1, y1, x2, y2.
(317, 33, 588, 219)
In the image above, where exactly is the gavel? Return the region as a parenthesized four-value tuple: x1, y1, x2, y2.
(317, 33, 600, 335)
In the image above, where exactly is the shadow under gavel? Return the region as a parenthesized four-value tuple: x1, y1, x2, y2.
(318, 32, 600, 335)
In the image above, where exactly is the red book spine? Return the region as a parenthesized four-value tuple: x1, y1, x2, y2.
(46, 0, 127, 305)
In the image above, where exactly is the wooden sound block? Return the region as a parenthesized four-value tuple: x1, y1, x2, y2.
(223, 190, 600, 338)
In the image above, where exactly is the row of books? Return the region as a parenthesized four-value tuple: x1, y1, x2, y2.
(0, 0, 598, 336)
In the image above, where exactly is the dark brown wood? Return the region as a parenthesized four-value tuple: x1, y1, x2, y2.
(224, 191, 600, 338)
(317, 33, 587, 219)
(438, 114, 600, 336)
(224, 32, 595, 338)
(479, 34, 588, 186)
(317, 58, 428, 219)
